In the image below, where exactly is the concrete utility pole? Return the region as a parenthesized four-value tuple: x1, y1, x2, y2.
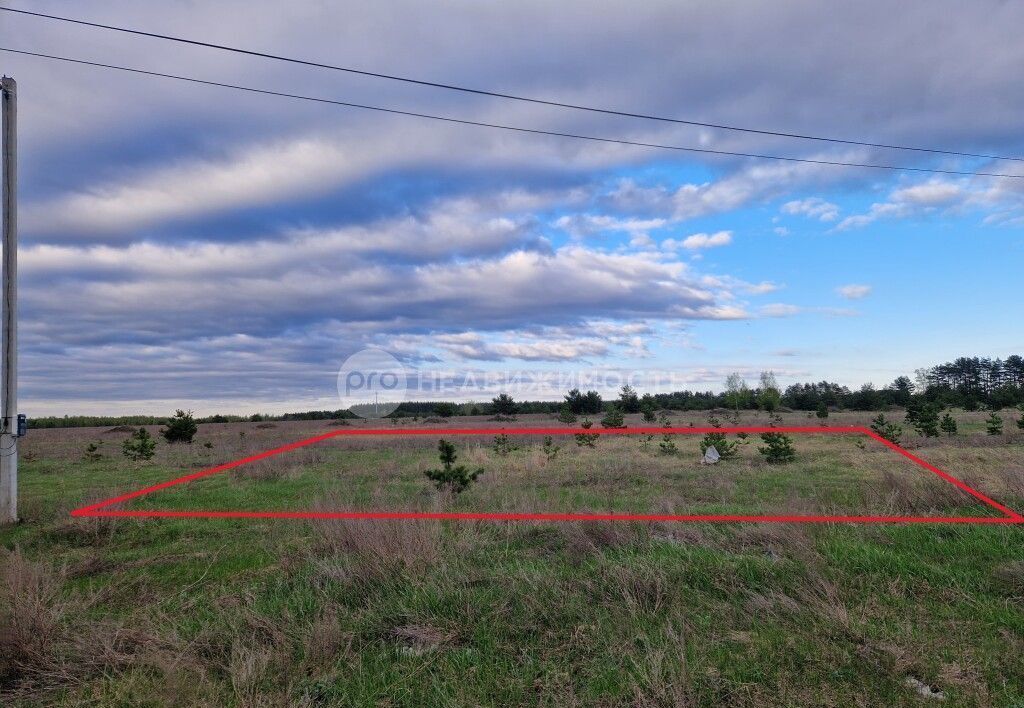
(1, 76, 17, 524)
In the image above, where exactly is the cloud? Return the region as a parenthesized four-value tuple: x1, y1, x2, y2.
(663, 230, 733, 250)
(781, 197, 840, 221)
(836, 284, 872, 299)
(834, 177, 1024, 230)
(431, 332, 610, 362)
(760, 303, 802, 317)
(890, 182, 964, 206)
(552, 214, 667, 240)
(7, 0, 1024, 410)
(606, 157, 861, 221)
(759, 303, 859, 318)
(699, 275, 782, 296)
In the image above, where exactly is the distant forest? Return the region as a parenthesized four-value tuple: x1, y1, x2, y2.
(28, 354, 1024, 428)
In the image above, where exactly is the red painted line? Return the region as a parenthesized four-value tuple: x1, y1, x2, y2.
(858, 427, 1023, 520)
(71, 508, 1024, 524)
(71, 425, 1023, 524)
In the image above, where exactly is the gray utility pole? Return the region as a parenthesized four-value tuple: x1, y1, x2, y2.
(1, 76, 17, 524)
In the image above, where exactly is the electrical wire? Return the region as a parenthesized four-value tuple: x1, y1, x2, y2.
(2, 47, 1022, 179)
(2, 5, 1022, 163)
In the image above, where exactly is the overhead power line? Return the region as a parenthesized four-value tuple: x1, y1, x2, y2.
(2, 5, 1022, 164)
(3, 47, 1022, 180)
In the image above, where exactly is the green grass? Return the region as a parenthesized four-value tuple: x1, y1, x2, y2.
(2, 422, 1023, 705)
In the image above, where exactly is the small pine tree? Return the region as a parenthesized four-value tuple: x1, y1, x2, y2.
(939, 413, 958, 436)
(912, 404, 940, 438)
(870, 413, 903, 445)
(423, 439, 483, 493)
(815, 402, 829, 420)
(618, 384, 641, 414)
(758, 431, 796, 464)
(986, 412, 1003, 436)
(122, 427, 156, 461)
(698, 416, 738, 459)
(492, 433, 515, 456)
(557, 405, 577, 426)
(542, 435, 560, 460)
(491, 393, 517, 416)
(658, 434, 678, 455)
(84, 442, 103, 461)
(1016, 406, 1024, 430)
(641, 399, 657, 424)
(161, 409, 198, 444)
(656, 413, 676, 454)
(601, 406, 625, 429)
(574, 419, 599, 447)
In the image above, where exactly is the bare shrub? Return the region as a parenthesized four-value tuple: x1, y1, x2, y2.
(0, 548, 68, 687)
(0, 549, 180, 700)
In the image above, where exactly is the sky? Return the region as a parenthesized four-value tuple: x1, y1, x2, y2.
(1, 0, 1023, 416)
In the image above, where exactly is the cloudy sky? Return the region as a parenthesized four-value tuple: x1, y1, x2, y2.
(2, 1, 1023, 415)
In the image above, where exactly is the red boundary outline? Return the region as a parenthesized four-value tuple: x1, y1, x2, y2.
(71, 426, 1024, 524)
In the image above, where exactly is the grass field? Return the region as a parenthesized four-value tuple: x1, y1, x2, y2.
(2, 410, 1023, 706)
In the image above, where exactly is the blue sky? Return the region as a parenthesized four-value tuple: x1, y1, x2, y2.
(1, 1, 1023, 415)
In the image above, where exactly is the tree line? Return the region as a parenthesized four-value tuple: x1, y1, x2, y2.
(28, 352, 1024, 428)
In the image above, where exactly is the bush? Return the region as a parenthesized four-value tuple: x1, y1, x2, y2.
(870, 413, 903, 445)
(423, 439, 483, 494)
(161, 409, 198, 444)
(122, 428, 156, 461)
(758, 431, 796, 464)
(815, 403, 829, 420)
(83, 442, 102, 461)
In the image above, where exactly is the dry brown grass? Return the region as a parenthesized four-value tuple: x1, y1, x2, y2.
(627, 619, 692, 708)
(0, 548, 163, 700)
(0, 548, 69, 688)
(309, 492, 442, 585)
